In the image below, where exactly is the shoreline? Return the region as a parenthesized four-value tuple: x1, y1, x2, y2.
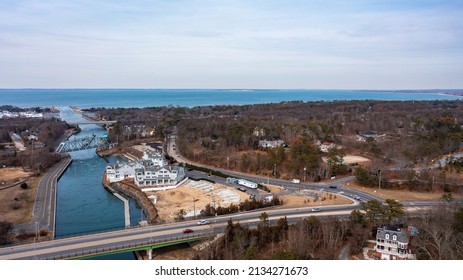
(102, 174, 158, 224)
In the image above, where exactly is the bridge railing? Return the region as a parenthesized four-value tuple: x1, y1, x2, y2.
(44, 232, 213, 260)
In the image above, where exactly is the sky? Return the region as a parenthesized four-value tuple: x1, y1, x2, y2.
(0, 0, 462, 89)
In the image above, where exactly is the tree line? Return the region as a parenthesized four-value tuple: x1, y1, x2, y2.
(90, 100, 463, 188)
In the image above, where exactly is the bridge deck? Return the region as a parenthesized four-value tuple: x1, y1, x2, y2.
(68, 121, 117, 125)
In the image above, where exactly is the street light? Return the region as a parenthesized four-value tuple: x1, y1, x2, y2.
(304, 166, 307, 182)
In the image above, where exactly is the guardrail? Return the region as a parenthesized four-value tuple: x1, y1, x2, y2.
(44, 232, 213, 260)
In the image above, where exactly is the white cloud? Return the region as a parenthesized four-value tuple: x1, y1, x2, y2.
(0, 0, 462, 88)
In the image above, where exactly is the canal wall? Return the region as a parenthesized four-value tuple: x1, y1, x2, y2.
(53, 155, 73, 237)
(102, 174, 158, 224)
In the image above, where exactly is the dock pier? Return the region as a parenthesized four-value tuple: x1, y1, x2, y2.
(113, 193, 131, 228)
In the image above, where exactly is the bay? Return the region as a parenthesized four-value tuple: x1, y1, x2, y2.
(1, 89, 462, 109)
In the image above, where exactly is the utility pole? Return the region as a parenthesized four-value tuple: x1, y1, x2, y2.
(378, 170, 382, 189)
(30, 138, 34, 171)
(227, 157, 230, 169)
(274, 163, 277, 178)
(193, 196, 196, 219)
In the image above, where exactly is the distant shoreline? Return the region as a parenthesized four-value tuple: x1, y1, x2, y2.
(3, 88, 463, 109)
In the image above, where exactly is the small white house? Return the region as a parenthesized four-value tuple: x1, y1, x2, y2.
(319, 141, 335, 153)
(259, 140, 285, 149)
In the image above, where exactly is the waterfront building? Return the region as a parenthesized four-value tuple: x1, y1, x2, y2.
(106, 150, 185, 187)
(106, 161, 144, 182)
(134, 165, 185, 187)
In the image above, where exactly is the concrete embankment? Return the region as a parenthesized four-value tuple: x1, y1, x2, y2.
(52, 155, 73, 235)
(102, 174, 158, 224)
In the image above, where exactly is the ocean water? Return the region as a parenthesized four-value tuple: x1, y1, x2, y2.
(1, 89, 462, 108)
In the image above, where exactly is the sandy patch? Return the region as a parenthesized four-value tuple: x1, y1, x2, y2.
(264, 184, 284, 194)
(343, 181, 461, 201)
(280, 192, 353, 208)
(342, 155, 371, 165)
(147, 179, 249, 222)
(0, 167, 32, 183)
(0, 176, 40, 225)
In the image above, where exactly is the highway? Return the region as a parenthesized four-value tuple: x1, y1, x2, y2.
(0, 198, 440, 260)
(0, 203, 359, 260)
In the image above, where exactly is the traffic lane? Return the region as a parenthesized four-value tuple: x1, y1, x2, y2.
(1, 201, 428, 260)
(7, 208, 357, 259)
(1, 205, 357, 258)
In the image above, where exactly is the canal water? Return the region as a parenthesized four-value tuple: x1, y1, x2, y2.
(56, 107, 143, 259)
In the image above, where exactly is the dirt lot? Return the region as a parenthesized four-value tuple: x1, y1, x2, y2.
(343, 180, 462, 201)
(264, 184, 283, 193)
(147, 180, 249, 223)
(280, 193, 353, 208)
(0, 167, 31, 183)
(0, 168, 39, 225)
(342, 155, 371, 165)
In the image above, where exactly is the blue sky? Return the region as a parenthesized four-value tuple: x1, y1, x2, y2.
(1, 0, 462, 89)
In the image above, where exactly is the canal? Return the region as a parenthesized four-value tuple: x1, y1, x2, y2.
(55, 107, 143, 259)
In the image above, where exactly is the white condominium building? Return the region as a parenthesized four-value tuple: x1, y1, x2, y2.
(105, 150, 185, 187)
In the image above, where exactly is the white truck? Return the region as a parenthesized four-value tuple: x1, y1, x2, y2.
(292, 179, 300, 184)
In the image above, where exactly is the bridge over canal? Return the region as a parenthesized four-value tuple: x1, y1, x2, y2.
(67, 120, 117, 126)
(55, 134, 117, 153)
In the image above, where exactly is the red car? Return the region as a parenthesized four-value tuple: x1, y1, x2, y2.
(183, 229, 193, 234)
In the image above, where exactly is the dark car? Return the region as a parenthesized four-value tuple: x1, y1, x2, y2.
(183, 229, 194, 234)
(329, 185, 338, 189)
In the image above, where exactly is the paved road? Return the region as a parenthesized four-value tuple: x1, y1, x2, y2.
(0, 200, 440, 260)
(14, 156, 72, 236)
(167, 133, 373, 203)
(0, 205, 358, 260)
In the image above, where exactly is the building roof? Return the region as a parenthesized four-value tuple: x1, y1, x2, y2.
(376, 226, 409, 243)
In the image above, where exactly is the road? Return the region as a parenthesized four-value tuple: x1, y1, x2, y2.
(167, 133, 374, 203)
(0, 200, 440, 260)
(14, 156, 72, 236)
(167, 133, 461, 208)
(0, 204, 359, 260)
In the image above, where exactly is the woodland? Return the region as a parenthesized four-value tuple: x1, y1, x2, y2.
(91, 100, 463, 192)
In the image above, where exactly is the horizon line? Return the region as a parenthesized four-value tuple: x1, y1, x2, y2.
(1, 88, 463, 91)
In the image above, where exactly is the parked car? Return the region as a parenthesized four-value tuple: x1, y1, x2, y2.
(183, 229, 194, 234)
(197, 220, 210, 225)
(311, 207, 321, 212)
(237, 187, 247, 192)
(329, 185, 338, 189)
